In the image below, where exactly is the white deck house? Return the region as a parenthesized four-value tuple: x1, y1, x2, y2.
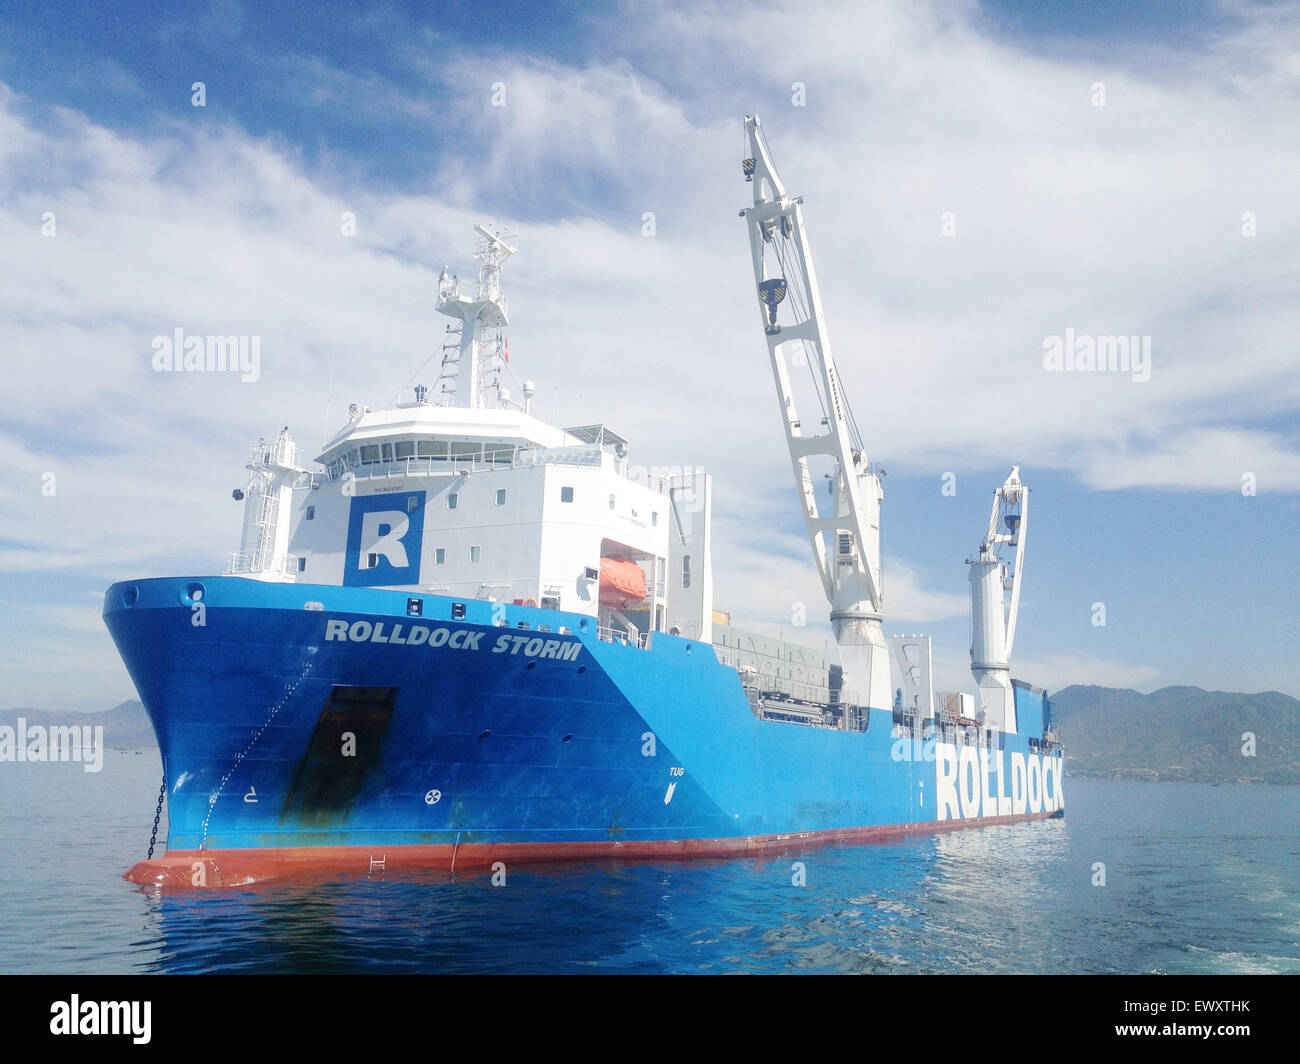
(227, 228, 715, 648)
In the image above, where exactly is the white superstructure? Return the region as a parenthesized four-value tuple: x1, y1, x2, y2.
(967, 466, 1029, 732)
(227, 228, 714, 647)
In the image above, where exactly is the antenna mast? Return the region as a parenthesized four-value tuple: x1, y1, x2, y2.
(435, 225, 517, 408)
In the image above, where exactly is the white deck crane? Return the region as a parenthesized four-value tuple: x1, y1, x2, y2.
(968, 466, 1029, 732)
(739, 115, 891, 711)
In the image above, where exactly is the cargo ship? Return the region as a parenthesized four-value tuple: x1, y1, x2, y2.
(106, 117, 1063, 890)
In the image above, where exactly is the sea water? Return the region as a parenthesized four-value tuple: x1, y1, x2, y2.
(0, 751, 1295, 974)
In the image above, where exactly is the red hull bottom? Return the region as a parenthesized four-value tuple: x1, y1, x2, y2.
(125, 810, 1064, 891)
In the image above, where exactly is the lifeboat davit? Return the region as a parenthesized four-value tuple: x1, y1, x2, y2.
(599, 556, 647, 608)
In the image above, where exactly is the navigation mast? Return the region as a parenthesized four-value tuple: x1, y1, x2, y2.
(968, 466, 1028, 732)
(739, 115, 890, 710)
(435, 225, 516, 408)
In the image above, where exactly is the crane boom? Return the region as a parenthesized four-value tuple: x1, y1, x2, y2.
(739, 115, 890, 710)
(968, 466, 1028, 732)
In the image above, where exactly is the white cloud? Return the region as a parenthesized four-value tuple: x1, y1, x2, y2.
(1076, 427, 1300, 492)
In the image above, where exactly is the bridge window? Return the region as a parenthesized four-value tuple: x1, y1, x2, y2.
(448, 493, 458, 510)
(395, 441, 416, 459)
(359, 445, 380, 464)
(381, 443, 393, 461)
(561, 486, 574, 503)
(418, 440, 447, 457)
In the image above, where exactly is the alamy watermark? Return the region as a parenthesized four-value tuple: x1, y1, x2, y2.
(0, 718, 104, 772)
(1043, 327, 1150, 383)
(50, 995, 150, 1044)
(152, 328, 261, 382)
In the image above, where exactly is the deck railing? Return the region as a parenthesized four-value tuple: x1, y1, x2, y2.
(224, 551, 301, 576)
(596, 625, 649, 649)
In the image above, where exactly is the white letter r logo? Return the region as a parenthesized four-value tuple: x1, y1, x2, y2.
(359, 510, 410, 570)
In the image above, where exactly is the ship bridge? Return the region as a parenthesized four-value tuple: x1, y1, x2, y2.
(316, 400, 583, 482)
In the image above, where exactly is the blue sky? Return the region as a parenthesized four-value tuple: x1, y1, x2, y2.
(1, 0, 1297, 710)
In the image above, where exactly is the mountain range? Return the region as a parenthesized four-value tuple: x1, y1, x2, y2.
(1049, 684, 1299, 784)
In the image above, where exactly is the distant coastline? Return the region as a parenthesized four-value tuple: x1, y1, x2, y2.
(1065, 768, 1279, 785)
(1052, 684, 1300, 786)
(0, 702, 157, 752)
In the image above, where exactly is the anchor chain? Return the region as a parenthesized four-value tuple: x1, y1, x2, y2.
(147, 773, 166, 859)
(198, 658, 315, 851)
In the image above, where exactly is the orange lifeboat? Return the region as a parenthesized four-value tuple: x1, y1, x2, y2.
(598, 556, 647, 608)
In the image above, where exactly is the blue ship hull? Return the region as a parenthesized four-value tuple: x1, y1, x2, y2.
(104, 576, 1064, 889)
